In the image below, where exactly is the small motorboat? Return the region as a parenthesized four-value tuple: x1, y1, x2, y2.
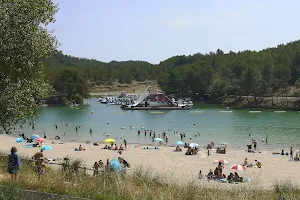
(103, 132, 109, 136)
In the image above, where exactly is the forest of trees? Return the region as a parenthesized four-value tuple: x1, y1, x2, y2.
(45, 40, 300, 101)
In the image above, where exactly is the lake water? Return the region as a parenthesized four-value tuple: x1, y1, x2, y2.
(11, 99, 300, 150)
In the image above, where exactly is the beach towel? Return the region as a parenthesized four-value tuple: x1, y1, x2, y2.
(24, 144, 34, 148)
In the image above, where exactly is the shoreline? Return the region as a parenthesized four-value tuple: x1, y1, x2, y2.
(0, 134, 299, 189)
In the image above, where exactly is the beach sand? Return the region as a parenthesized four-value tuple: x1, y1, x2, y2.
(0, 135, 299, 189)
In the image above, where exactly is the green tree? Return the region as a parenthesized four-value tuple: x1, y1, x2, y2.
(0, 0, 58, 132)
(59, 68, 89, 101)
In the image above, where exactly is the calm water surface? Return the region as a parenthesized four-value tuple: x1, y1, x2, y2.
(12, 99, 300, 150)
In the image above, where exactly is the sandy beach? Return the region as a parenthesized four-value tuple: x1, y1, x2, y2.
(0, 135, 299, 189)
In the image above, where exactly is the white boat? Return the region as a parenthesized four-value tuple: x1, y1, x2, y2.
(96, 97, 103, 102)
(100, 98, 107, 104)
(121, 91, 192, 110)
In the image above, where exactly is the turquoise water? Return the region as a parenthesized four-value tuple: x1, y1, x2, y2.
(11, 99, 300, 150)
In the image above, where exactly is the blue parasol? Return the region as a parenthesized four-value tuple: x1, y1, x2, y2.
(176, 141, 185, 145)
(41, 145, 52, 151)
(109, 159, 122, 172)
(16, 137, 24, 143)
(31, 134, 39, 140)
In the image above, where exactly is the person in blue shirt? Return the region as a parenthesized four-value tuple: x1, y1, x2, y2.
(8, 147, 22, 180)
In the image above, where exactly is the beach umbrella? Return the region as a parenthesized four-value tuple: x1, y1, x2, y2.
(231, 164, 246, 171)
(154, 138, 163, 142)
(118, 157, 130, 168)
(104, 138, 115, 143)
(36, 137, 46, 142)
(189, 143, 199, 148)
(41, 145, 52, 151)
(110, 159, 122, 172)
(213, 159, 229, 165)
(16, 137, 24, 143)
(31, 134, 40, 140)
(176, 141, 185, 146)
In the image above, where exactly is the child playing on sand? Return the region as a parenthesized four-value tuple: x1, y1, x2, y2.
(207, 149, 211, 156)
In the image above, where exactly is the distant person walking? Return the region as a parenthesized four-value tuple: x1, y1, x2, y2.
(290, 147, 293, 160)
(124, 139, 127, 149)
(8, 147, 21, 181)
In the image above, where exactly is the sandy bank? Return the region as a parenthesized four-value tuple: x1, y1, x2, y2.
(0, 135, 299, 189)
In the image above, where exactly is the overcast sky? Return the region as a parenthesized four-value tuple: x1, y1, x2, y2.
(49, 0, 300, 64)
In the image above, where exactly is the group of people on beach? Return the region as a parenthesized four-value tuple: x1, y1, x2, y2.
(199, 162, 244, 183)
(272, 147, 300, 161)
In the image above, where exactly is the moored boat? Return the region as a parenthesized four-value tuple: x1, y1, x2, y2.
(121, 91, 192, 110)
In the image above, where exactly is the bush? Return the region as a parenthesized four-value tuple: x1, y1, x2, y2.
(61, 97, 68, 106)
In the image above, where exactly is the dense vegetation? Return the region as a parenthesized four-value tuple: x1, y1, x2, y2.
(157, 41, 300, 100)
(0, 0, 58, 131)
(46, 40, 300, 101)
(46, 51, 156, 85)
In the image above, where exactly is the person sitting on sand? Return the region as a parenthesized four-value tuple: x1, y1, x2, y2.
(255, 160, 262, 168)
(114, 144, 119, 151)
(281, 149, 285, 155)
(207, 169, 213, 177)
(199, 170, 204, 179)
(78, 145, 84, 151)
(233, 172, 243, 182)
(207, 143, 212, 150)
(214, 167, 218, 176)
(206, 169, 213, 181)
(185, 147, 193, 155)
(119, 144, 124, 151)
(93, 142, 99, 146)
(103, 145, 108, 149)
(295, 153, 299, 161)
(227, 173, 234, 183)
(175, 146, 182, 151)
(243, 158, 248, 166)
